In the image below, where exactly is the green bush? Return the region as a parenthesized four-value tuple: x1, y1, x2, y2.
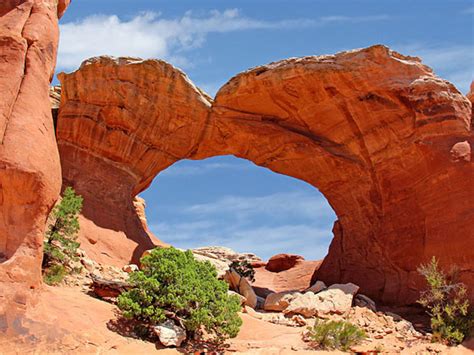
(229, 260, 255, 282)
(43, 264, 67, 285)
(306, 320, 366, 351)
(117, 247, 243, 343)
(43, 187, 83, 283)
(417, 257, 474, 345)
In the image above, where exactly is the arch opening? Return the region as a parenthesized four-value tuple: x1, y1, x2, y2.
(141, 155, 337, 261)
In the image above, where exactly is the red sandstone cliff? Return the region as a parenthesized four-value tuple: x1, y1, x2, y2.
(0, 0, 70, 334)
(56, 46, 473, 305)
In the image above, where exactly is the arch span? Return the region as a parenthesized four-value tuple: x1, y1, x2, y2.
(56, 45, 473, 305)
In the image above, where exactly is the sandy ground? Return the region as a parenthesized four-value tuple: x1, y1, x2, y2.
(0, 285, 318, 354)
(1, 284, 473, 354)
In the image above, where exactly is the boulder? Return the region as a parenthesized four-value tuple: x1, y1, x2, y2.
(153, 320, 186, 347)
(192, 246, 262, 264)
(284, 286, 356, 318)
(192, 252, 230, 279)
(354, 294, 377, 312)
(264, 291, 299, 312)
(265, 254, 305, 272)
(90, 275, 131, 300)
(283, 292, 321, 318)
(305, 281, 327, 294)
(328, 283, 360, 295)
(253, 259, 322, 298)
(224, 269, 258, 309)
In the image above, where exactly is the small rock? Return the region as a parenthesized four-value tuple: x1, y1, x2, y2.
(153, 319, 186, 347)
(290, 315, 307, 326)
(354, 293, 376, 311)
(264, 291, 298, 312)
(224, 269, 257, 309)
(305, 280, 327, 293)
(81, 258, 96, 272)
(395, 319, 415, 334)
(122, 264, 139, 273)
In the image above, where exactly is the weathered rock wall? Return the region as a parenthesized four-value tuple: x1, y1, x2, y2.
(57, 46, 473, 304)
(0, 0, 69, 334)
(57, 57, 210, 265)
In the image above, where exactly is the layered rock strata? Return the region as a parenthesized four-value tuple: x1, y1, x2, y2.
(57, 46, 473, 304)
(0, 0, 70, 336)
(57, 57, 210, 265)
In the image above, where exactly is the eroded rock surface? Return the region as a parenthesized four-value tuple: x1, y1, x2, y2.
(57, 57, 203, 266)
(0, 0, 69, 337)
(57, 45, 473, 305)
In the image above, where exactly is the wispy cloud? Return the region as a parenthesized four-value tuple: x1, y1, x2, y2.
(159, 161, 251, 177)
(185, 192, 334, 220)
(462, 6, 474, 14)
(148, 191, 336, 260)
(392, 43, 474, 93)
(58, 9, 390, 71)
(152, 221, 332, 260)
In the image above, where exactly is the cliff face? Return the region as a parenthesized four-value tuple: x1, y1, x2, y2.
(0, 0, 69, 331)
(57, 45, 473, 304)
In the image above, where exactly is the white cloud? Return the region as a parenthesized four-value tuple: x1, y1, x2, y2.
(392, 43, 474, 93)
(58, 9, 390, 71)
(184, 191, 334, 220)
(151, 221, 332, 260)
(148, 191, 336, 259)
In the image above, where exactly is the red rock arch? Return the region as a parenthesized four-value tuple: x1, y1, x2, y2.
(57, 46, 473, 305)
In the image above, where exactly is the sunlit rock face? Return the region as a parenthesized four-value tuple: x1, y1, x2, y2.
(57, 57, 209, 266)
(57, 45, 473, 305)
(0, 0, 70, 333)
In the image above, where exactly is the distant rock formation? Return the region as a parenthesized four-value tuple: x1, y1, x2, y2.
(57, 46, 473, 305)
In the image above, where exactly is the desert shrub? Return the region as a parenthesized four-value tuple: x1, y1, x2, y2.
(43, 264, 67, 285)
(417, 257, 474, 345)
(117, 247, 242, 343)
(229, 260, 255, 282)
(306, 320, 366, 351)
(42, 187, 83, 283)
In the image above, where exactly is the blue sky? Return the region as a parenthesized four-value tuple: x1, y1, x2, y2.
(57, 1, 473, 260)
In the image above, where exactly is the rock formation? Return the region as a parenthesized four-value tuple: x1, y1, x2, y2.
(0, 0, 70, 333)
(265, 253, 306, 272)
(56, 45, 473, 305)
(56, 57, 200, 265)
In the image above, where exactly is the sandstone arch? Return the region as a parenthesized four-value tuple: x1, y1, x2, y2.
(57, 46, 473, 304)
